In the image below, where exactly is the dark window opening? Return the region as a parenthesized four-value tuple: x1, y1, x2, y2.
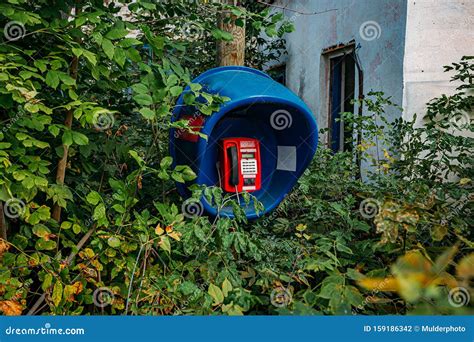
(328, 53, 356, 153)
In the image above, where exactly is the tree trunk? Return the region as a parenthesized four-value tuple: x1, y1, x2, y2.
(0, 202, 7, 240)
(51, 6, 81, 222)
(217, 0, 245, 66)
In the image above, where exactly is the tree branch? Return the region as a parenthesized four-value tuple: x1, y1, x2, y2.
(27, 224, 97, 315)
(0, 202, 7, 240)
(51, 4, 82, 222)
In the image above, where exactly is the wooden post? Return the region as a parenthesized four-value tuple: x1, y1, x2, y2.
(217, 0, 245, 66)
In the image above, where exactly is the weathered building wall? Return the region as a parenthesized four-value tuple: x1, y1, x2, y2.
(274, 0, 407, 133)
(403, 0, 474, 133)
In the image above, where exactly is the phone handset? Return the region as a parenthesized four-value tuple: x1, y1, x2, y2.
(227, 145, 239, 186)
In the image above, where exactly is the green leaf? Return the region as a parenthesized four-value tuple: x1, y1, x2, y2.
(42, 273, 53, 291)
(114, 47, 126, 67)
(82, 50, 97, 65)
(208, 283, 224, 305)
(105, 28, 129, 40)
(265, 25, 278, 37)
(112, 204, 126, 213)
(134, 94, 153, 106)
(101, 38, 115, 60)
(61, 221, 72, 230)
(128, 150, 145, 167)
(126, 48, 141, 62)
(344, 286, 364, 307)
(58, 72, 76, 86)
(131, 83, 148, 94)
(16, 133, 28, 141)
(62, 130, 73, 147)
(189, 83, 202, 91)
(32, 224, 51, 239)
(93, 203, 106, 222)
(48, 125, 60, 137)
(171, 172, 185, 183)
(170, 86, 183, 97)
(68, 89, 78, 100)
(159, 235, 171, 254)
(72, 223, 81, 234)
(27, 206, 51, 225)
(45, 70, 60, 89)
(35, 238, 56, 251)
(34, 60, 47, 73)
(119, 38, 142, 48)
(160, 156, 173, 169)
(52, 281, 63, 307)
(167, 74, 179, 86)
(72, 47, 83, 57)
(107, 236, 121, 248)
(72, 131, 89, 145)
(86, 191, 102, 205)
(211, 29, 234, 41)
(139, 107, 155, 120)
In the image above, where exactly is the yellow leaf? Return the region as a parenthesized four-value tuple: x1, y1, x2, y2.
(208, 283, 224, 305)
(295, 224, 307, 232)
(165, 225, 173, 233)
(431, 224, 448, 241)
(222, 278, 233, 297)
(456, 253, 474, 280)
(168, 231, 181, 241)
(52, 281, 63, 307)
(155, 224, 164, 236)
(459, 178, 471, 185)
(357, 277, 399, 292)
(78, 248, 95, 260)
(64, 282, 83, 302)
(0, 300, 23, 316)
(0, 240, 10, 258)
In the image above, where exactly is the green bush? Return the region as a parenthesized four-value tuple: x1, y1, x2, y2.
(0, 0, 472, 316)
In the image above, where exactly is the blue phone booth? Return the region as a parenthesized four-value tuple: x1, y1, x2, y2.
(170, 66, 318, 219)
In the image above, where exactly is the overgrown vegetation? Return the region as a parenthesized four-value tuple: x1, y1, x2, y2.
(0, 1, 472, 316)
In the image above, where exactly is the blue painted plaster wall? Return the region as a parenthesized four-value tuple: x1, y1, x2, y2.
(273, 0, 407, 174)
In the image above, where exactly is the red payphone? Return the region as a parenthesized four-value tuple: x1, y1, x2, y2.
(220, 138, 261, 193)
